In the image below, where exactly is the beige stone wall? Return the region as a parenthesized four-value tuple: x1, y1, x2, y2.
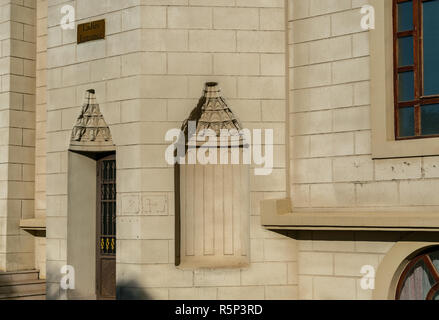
(288, 0, 439, 299)
(34, 0, 46, 279)
(0, 0, 47, 279)
(0, 0, 37, 272)
(45, 0, 137, 299)
(288, 0, 439, 216)
(43, 0, 296, 300)
(295, 231, 406, 300)
(39, 0, 439, 300)
(35, 0, 46, 220)
(115, 0, 296, 300)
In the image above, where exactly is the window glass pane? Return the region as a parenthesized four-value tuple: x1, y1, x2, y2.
(398, 71, 415, 102)
(399, 107, 415, 137)
(399, 260, 435, 300)
(423, 0, 439, 96)
(421, 104, 439, 135)
(398, 1, 413, 32)
(398, 36, 414, 67)
(429, 251, 439, 272)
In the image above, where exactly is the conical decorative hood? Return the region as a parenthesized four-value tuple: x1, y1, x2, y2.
(183, 82, 245, 147)
(69, 89, 114, 152)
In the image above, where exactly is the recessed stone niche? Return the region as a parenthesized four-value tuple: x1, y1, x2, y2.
(178, 82, 250, 269)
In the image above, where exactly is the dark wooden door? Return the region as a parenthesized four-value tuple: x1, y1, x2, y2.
(96, 154, 116, 299)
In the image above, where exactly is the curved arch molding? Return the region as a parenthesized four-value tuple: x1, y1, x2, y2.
(373, 233, 439, 300)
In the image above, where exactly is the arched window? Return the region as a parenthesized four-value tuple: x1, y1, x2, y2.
(396, 248, 439, 300)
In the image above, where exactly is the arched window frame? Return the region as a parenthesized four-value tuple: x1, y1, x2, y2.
(396, 247, 439, 300)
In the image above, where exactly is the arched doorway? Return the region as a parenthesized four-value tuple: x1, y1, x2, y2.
(396, 247, 439, 300)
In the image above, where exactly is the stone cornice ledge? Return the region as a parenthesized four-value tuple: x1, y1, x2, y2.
(261, 199, 439, 232)
(19, 218, 46, 231)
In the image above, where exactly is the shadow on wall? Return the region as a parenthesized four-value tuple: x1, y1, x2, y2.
(284, 230, 439, 244)
(116, 280, 153, 300)
(174, 95, 206, 267)
(284, 230, 407, 243)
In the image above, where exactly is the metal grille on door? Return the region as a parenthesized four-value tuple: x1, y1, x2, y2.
(100, 159, 116, 255)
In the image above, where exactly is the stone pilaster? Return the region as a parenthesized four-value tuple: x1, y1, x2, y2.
(0, 0, 37, 272)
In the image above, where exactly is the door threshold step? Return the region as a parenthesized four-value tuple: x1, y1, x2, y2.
(0, 279, 45, 287)
(0, 270, 40, 284)
(0, 270, 39, 275)
(0, 290, 46, 300)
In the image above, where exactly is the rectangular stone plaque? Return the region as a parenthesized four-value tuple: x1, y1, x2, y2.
(77, 19, 105, 44)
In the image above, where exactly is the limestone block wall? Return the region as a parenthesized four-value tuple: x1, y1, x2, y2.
(45, 0, 144, 299)
(43, 0, 296, 300)
(0, 0, 36, 272)
(34, 0, 46, 279)
(114, 0, 297, 300)
(35, 0, 46, 221)
(295, 230, 407, 300)
(288, 0, 439, 299)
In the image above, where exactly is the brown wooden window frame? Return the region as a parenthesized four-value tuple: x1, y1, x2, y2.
(393, 0, 439, 140)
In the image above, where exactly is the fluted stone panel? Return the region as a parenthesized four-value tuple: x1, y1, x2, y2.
(180, 159, 250, 268)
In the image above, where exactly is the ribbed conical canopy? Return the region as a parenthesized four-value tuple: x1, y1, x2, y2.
(69, 89, 114, 152)
(197, 82, 242, 134)
(183, 82, 245, 147)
